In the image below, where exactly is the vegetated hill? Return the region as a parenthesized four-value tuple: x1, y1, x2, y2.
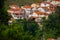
(4, 0, 45, 6)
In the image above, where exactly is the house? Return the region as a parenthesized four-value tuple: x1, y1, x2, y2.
(29, 12, 38, 18)
(40, 1, 56, 14)
(7, 0, 57, 20)
(28, 10, 49, 22)
(51, 0, 60, 6)
(21, 5, 32, 19)
(35, 11, 49, 22)
(31, 2, 40, 8)
(40, 1, 50, 8)
(7, 4, 24, 19)
(47, 38, 55, 40)
(31, 2, 40, 12)
(37, 7, 46, 13)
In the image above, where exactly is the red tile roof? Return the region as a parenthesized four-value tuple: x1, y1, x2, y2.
(35, 11, 44, 15)
(35, 11, 49, 15)
(44, 13, 49, 15)
(47, 38, 54, 40)
(9, 8, 22, 11)
(23, 5, 32, 8)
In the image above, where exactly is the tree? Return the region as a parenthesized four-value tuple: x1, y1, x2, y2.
(23, 19, 41, 40)
(0, 0, 11, 25)
(42, 6, 60, 40)
(0, 19, 41, 40)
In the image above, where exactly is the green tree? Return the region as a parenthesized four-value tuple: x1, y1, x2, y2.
(0, 0, 11, 25)
(42, 6, 60, 39)
(0, 19, 41, 40)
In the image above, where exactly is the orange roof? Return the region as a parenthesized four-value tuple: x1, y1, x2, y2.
(9, 8, 22, 11)
(24, 5, 32, 8)
(47, 38, 54, 40)
(15, 8, 22, 10)
(35, 11, 49, 15)
(8, 8, 22, 14)
(44, 13, 49, 15)
(35, 11, 44, 15)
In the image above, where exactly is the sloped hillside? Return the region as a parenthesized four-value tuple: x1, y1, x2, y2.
(4, 0, 45, 6)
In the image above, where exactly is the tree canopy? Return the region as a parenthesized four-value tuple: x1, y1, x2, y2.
(42, 6, 60, 39)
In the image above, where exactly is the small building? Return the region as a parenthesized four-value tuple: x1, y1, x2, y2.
(40, 1, 50, 8)
(7, 4, 24, 19)
(21, 5, 32, 19)
(31, 2, 40, 8)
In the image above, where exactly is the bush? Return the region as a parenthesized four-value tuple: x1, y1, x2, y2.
(0, 19, 41, 40)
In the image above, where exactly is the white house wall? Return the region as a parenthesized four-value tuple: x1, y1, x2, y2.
(51, 1, 60, 5)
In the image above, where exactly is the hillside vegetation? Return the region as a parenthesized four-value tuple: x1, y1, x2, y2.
(4, 0, 45, 6)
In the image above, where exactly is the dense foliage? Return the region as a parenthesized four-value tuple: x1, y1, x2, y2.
(0, 19, 41, 40)
(0, 0, 11, 25)
(42, 6, 60, 39)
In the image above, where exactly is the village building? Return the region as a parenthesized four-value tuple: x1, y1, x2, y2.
(40, 1, 50, 8)
(21, 5, 32, 19)
(31, 2, 40, 12)
(7, 0, 59, 21)
(47, 38, 55, 40)
(28, 10, 49, 22)
(7, 4, 24, 19)
(51, 0, 60, 6)
(37, 7, 46, 13)
(31, 2, 40, 8)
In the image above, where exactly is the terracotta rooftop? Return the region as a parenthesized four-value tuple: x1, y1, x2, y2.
(11, 7, 20, 11)
(35, 11, 44, 15)
(47, 38, 54, 40)
(23, 5, 32, 8)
